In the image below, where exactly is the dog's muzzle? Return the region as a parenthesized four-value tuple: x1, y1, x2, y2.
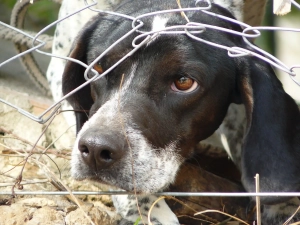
(71, 96, 183, 193)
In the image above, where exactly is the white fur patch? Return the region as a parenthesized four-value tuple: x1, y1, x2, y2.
(151, 16, 169, 32)
(262, 198, 300, 224)
(112, 195, 180, 225)
(212, 0, 243, 21)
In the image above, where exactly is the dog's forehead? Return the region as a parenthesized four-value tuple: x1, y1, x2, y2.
(86, 4, 242, 64)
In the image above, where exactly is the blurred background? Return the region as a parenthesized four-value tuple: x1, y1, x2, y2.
(256, 1, 300, 103)
(0, 0, 60, 96)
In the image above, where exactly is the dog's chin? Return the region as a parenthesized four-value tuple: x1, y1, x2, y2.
(71, 170, 170, 194)
(89, 176, 170, 194)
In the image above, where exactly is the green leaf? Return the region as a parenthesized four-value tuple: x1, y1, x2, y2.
(134, 217, 141, 225)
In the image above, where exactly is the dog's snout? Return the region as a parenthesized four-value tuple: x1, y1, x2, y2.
(78, 130, 126, 169)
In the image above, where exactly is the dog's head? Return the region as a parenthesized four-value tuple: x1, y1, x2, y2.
(62, 1, 300, 203)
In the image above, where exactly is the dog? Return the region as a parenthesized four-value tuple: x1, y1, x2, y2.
(58, 0, 300, 224)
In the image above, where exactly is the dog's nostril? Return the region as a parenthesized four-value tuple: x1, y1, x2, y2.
(79, 145, 89, 157)
(100, 149, 113, 161)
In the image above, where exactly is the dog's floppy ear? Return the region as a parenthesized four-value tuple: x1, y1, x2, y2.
(237, 57, 300, 204)
(62, 19, 100, 133)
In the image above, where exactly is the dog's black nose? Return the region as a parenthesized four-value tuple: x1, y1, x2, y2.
(78, 129, 126, 169)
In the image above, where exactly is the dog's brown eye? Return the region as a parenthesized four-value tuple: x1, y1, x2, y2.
(93, 64, 103, 74)
(171, 76, 198, 93)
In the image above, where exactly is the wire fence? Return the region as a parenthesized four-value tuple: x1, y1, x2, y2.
(1, 0, 300, 224)
(0, 0, 300, 124)
(1, 191, 300, 197)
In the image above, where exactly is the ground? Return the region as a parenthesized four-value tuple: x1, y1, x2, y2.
(0, 82, 120, 225)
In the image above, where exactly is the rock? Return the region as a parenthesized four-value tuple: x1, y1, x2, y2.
(17, 197, 57, 208)
(0, 204, 34, 225)
(0, 86, 75, 151)
(25, 206, 65, 225)
(65, 205, 119, 225)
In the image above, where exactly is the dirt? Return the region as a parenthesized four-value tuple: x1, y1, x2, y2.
(0, 87, 120, 225)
